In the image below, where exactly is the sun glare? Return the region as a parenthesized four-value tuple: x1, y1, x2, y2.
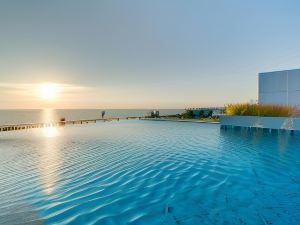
(42, 127, 59, 138)
(39, 83, 58, 100)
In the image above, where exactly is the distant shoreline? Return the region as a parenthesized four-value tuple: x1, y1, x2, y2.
(141, 118, 220, 124)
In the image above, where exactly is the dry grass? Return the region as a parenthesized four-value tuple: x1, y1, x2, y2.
(224, 103, 296, 117)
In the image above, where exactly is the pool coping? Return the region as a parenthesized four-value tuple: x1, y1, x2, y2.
(141, 118, 220, 124)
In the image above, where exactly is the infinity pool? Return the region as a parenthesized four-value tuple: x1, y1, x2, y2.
(0, 121, 300, 224)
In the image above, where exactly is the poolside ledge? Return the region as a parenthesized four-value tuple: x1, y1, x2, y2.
(220, 115, 300, 134)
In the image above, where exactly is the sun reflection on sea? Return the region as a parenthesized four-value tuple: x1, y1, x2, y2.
(42, 126, 59, 138)
(38, 109, 61, 194)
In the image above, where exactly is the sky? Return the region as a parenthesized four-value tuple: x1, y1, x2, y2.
(1, 0, 300, 109)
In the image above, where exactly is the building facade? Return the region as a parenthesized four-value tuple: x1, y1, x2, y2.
(259, 69, 300, 107)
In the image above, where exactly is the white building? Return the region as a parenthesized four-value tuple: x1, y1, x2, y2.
(259, 69, 300, 107)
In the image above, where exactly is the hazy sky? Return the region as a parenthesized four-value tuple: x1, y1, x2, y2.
(1, 0, 300, 109)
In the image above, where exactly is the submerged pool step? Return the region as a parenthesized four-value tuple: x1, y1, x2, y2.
(220, 115, 300, 136)
(220, 124, 300, 136)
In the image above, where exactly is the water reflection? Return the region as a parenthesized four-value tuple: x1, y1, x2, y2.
(38, 109, 61, 194)
(42, 108, 58, 123)
(42, 127, 59, 138)
(219, 128, 293, 155)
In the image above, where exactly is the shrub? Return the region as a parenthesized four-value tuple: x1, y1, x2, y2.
(181, 110, 194, 119)
(224, 103, 296, 117)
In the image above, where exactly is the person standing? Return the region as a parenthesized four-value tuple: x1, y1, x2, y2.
(101, 110, 106, 119)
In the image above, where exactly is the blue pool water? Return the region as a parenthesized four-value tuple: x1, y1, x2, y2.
(0, 120, 300, 225)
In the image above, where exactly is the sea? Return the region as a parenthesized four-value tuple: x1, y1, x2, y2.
(0, 109, 184, 125)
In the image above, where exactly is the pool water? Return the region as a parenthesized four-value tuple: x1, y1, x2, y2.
(0, 120, 300, 225)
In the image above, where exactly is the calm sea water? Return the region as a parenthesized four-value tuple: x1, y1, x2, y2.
(0, 120, 300, 224)
(0, 109, 184, 125)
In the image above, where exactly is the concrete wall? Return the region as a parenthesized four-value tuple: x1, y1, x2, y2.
(259, 69, 300, 107)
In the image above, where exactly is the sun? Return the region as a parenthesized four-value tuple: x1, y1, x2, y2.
(39, 83, 58, 100)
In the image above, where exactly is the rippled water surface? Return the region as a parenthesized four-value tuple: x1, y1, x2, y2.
(0, 121, 300, 225)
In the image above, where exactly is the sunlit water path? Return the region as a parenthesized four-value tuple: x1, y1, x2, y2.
(0, 121, 300, 224)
